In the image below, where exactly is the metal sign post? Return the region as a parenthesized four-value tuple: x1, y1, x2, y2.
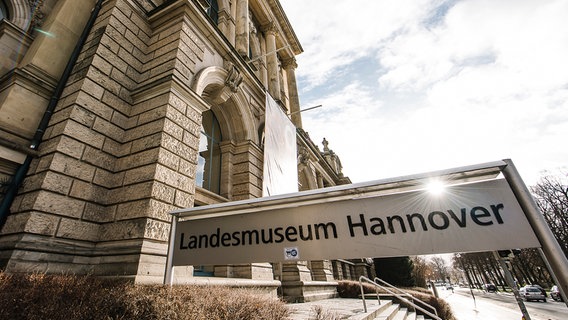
(164, 215, 178, 286)
(501, 159, 568, 308)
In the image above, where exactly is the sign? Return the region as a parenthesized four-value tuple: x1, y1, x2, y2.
(170, 178, 539, 266)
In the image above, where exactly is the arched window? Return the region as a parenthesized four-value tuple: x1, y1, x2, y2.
(0, 1, 8, 21)
(196, 110, 222, 194)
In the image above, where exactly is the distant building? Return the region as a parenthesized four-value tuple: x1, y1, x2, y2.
(0, 0, 373, 302)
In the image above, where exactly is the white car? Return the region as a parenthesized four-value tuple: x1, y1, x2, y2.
(550, 285, 563, 302)
(519, 286, 546, 302)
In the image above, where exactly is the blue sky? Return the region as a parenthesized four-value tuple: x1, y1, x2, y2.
(280, 0, 568, 186)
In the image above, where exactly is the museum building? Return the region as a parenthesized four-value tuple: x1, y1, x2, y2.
(0, 0, 374, 301)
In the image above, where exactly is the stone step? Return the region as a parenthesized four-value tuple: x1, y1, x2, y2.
(371, 305, 430, 320)
(392, 307, 408, 320)
(372, 304, 400, 320)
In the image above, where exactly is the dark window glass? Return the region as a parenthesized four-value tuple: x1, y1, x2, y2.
(0, 1, 8, 21)
(205, 0, 218, 24)
(196, 110, 221, 194)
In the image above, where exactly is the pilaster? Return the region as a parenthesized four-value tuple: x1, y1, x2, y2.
(282, 58, 302, 128)
(262, 22, 280, 101)
(231, 141, 263, 200)
(235, 0, 249, 57)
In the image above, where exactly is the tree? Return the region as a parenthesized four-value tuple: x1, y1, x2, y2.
(411, 256, 431, 288)
(429, 256, 449, 283)
(530, 171, 568, 258)
(374, 256, 416, 287)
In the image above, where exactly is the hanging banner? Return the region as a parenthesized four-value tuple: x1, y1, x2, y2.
(170, 178, 540, 266)
(262, 94, 298, 196)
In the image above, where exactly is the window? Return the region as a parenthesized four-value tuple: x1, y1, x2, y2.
(0, 1, 8, 21)
(196, 110, 222, 194)
(198, 0, 218, 24)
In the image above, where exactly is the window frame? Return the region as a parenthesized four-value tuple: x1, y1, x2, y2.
(196, 110, 222, 195)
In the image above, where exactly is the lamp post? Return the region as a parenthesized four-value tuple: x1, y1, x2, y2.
(493, 251, 531, 320)
(456, 253, 476, 309)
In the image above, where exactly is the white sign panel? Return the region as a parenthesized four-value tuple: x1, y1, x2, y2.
(262, 94, 298, 196)
(171, 179, 540, 266)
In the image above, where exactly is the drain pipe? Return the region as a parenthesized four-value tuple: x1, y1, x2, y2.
(0, 0, 104, 228)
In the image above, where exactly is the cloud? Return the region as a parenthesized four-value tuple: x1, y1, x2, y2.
(281, 0, 441, 89)
(281, 0, 568, 185)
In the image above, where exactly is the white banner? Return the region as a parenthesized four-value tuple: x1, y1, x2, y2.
(262, 94, 298, 196)
(171, 179, 540, 266)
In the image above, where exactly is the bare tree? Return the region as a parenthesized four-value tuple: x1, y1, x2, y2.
(429, 256, 449, 282)
(530, 170, 568, 258)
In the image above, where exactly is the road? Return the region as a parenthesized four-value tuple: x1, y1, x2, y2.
(438, 287, 568, 320)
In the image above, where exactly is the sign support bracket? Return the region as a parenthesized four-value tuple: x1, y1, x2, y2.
(501, 159, 568, 308)
(164, 214, 178, 286)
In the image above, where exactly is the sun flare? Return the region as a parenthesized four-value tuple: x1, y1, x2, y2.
(427, 180, 446, 195)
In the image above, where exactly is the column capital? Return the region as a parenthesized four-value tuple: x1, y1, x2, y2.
(261, 22, 278, 36)
(282, 58, 297, 69)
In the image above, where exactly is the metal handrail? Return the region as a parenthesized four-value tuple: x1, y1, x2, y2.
(374, 277, 439, 318)
(359, 276, 382, 308)
(359, 276, 441, 320)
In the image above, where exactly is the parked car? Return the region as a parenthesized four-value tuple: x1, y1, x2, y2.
(485, 283, 497, 292)
(519, 286, 546, 302)
(527, 284, 547, 297)
(550, 285, 563, 302)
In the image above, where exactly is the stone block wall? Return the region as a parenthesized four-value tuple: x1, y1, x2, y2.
(1, 0, 348, 301)
(0, 0, 211, 282)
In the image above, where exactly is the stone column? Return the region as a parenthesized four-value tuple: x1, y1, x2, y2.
(235, 0, 249, 57)
(263, 23, 280, 101)
(231, 141, 263, 200)
(219, 141, 235, 199)
(260, 36, 268, 86)
(283, 58, 302, 128)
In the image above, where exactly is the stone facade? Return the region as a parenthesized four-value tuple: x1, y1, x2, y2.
(0, 0, 374, 301)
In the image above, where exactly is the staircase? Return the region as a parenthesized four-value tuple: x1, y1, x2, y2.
(356, 276, 441, 320)
(356, 299, 429, 320)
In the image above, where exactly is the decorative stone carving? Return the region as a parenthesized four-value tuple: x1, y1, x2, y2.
(225, 63, 243, 93)
(321, 138, 345, 177)
(261, 21, 278, 36)
(298, 145, 310, 165)
(29, 0, 45, 30)
(248, 10, 256, 34)
(282, 58, 297, 70)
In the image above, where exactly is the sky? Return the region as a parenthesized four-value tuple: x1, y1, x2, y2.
(279, 0, 568, 186)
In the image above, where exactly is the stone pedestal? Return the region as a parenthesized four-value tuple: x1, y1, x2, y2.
(281, 281, 339, 303)
(310, 260, 335, 281)
(277, 261, 338, 302)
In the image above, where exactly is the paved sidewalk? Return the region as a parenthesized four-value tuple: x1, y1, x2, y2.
(285, 298, 381, 319)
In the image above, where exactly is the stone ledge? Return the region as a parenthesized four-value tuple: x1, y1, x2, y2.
(281, 280, 339, 303)
(170, 276, 281, 297)
(282, 280, 339, 287)
(172, 276, 281, 288)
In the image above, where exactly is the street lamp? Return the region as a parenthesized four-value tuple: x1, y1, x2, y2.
(456, 253, 477, 309)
